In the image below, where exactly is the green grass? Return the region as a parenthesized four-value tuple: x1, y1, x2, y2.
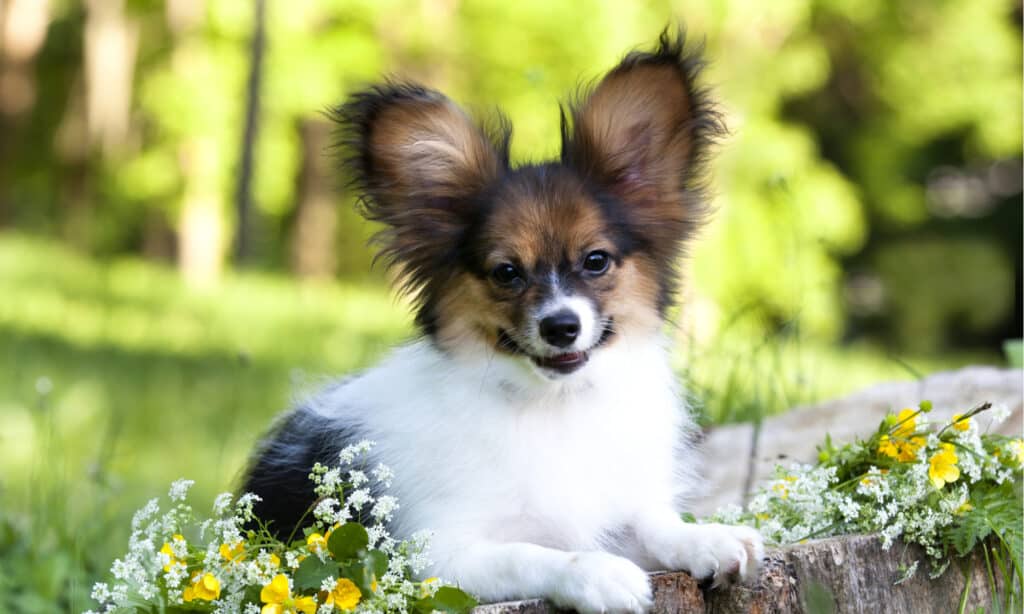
(0, 233, 1004, 612)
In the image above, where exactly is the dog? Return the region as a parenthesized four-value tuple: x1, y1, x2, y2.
(242, 29, 763, 613)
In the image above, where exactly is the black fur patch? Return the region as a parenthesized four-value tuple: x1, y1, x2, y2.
(240, 401, 379, 540)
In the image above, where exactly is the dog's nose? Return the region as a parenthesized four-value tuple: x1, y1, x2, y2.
(539, 311, 581, 348)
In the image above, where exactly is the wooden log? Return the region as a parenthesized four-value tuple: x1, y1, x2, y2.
(473, 534, 1012, 614)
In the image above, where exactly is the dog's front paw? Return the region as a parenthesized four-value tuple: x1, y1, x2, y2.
(659, 523, 764, 589)
(551, 551, 653, 614)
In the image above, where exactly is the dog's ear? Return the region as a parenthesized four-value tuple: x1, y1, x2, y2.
(562, 30, 724, 256)
(332, 83, 509, 293)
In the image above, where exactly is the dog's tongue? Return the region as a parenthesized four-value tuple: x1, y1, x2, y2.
(549, 352, 584, 365)
(533, 351, 588, 374)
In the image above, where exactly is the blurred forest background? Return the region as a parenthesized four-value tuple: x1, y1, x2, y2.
(0, 0, 1020, 611)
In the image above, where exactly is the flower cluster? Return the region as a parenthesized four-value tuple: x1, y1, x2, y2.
(712, 401, 1023, 582)
(86, 441, 476, 614)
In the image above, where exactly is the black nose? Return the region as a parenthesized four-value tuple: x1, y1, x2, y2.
(539, 311, 581, 348)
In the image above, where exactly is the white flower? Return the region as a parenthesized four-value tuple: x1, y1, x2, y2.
(236, 492, 261, 521)
(372, 463, 395, 487)
(213, 493, 234, 515)
(347, 488, 372, 511)
(314, 498, 340, 524)
(91, 582, 111, 603)
(372, 495, 399, 521)
(338, 439, 375, 464)
(168, 479, 195, 502)
(350, 470, 369, 487)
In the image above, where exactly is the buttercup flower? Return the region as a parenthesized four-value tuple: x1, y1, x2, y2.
(892, 408, 917, 437)
(929, 443, 960, 489)
(183, 572, 221, 602)
(220, 539, 246, 563)
(325, 578, 361, 610)
(897, 436, 925, 462)
(159, 534, 186, 572)
(952, 413, 970, 432)
(878, 435, 899, 459)
(261, 573, 317, 614)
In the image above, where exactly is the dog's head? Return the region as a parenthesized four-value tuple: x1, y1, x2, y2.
(334, 31, 722, 381)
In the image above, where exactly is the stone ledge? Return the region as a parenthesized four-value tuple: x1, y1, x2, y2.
(473, 534, 1010, 613)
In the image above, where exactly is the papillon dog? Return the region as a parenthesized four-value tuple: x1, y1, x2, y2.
(242, 30, 763, 613)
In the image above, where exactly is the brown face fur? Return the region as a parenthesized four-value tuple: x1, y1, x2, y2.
(333, 30, 723, 367)
(430, 169, 664, 357)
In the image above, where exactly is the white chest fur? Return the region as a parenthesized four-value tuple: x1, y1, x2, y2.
(312, 336, 695, 553)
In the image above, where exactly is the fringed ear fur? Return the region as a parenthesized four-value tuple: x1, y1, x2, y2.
(330, 83, 510, 301)
(561, 29, 725, 259)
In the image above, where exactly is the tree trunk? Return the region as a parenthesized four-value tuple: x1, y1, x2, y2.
(233, 0, 265, 266)
(289, 119, 338, 279)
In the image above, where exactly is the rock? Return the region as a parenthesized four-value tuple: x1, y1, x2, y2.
(696, 366, 1023, 516)
(472, 535, 1010, 613)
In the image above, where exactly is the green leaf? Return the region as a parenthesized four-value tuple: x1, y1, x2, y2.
(366, 548, 388, 578)
(414, 587, 478, 614)
(339, 549, 388, 596)
(293, 555, 338, 591)
(327, 522, 369, 561)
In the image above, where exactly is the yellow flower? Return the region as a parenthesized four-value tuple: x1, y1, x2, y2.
(928, 443, 961, 489)
(879, 434, 924, 462)
(269, 553, 281, 568)
(260, 574, 317, 614)
(897, 436, 925, 462)
(220, 540, 246, 563)
(952, 413, 970, 432)
(878, 435, 899, 459)
(306, 525, 337, 555)
(771, 482, 789, 499)
(183, 572, 221, 602)
(326, 578, 362, 610)
(892, 408, 917, 437)
(159, 534, 186, 572)
(306, 532, 327, 553)
(956, 501, 974, 515)
(419, 577, 439, 597)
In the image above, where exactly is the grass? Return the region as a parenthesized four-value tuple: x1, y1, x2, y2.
(0, 233, 1004, 612)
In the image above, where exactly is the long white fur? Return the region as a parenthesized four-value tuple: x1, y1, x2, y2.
(303, 328, 763, 612)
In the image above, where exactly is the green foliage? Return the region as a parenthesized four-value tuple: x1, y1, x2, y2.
(327, 523, 370, 561)
(2, 0, 1018, 353)
(413, 587, 480, 614)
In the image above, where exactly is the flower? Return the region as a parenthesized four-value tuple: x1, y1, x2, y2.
(1009, 439, 1024, 465)
(928, 443, 961, 489)
(159, 534, 186, 572)
(261, 574, 317, 614)
(951, 413, 970, 432)
(878, 435, 924, 462)
(878, 435, 899, 459)
(183, 572, 221, 602)
(892, 408, 917, 437)
(307, 531, 331, 556)
(325, 578, 361, 610)
(220, 539, 247, 563)
(898, 437, 925, 462)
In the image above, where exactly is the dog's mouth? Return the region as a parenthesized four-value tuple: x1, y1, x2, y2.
(497, 319, 616, 375)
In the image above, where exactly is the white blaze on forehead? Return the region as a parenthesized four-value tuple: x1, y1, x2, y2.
(535, 292, 600, 350)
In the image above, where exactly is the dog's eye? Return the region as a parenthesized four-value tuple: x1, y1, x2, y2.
(583, 251, 611, 275)
(491, 263, 522, 285)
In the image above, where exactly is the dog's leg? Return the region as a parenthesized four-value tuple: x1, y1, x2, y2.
(431, 541, 653, 613)
(630, 509, 764, 588)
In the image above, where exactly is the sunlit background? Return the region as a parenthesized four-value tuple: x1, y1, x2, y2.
(0, 0, 1020, 610)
